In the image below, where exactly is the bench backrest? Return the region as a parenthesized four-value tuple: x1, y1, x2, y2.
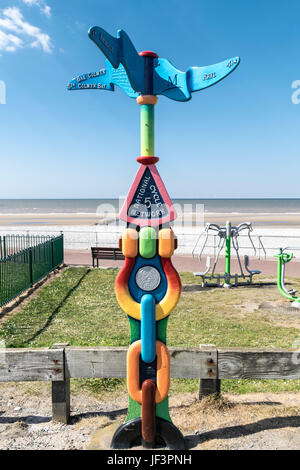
(91, 247, 125, 260)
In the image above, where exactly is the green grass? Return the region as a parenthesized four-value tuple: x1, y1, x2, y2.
(1, 267, 300, 396)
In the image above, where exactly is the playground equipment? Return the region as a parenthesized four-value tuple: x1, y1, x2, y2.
(192, 221, 265, 287)
(275, 248, 300, 307)
(68, 26, 239, 449)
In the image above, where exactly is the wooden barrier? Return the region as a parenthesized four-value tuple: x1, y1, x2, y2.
(1, 344, 300, 424)
(0, 348, 64, 382)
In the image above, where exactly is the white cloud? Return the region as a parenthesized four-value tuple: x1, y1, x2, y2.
(21, 0, 51, 17)
(0, 17, 19, 32)
(0, 7, 53, 54)
(22, 0, 39, 5)
(42, 5, 51, 17)
(0, 29, 23, 52)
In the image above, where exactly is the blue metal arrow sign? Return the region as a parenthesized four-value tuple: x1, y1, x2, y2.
(68, 26, 240, 101)
(68, 61, 138, 98)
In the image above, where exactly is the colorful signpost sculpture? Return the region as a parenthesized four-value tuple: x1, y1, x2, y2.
(68, 26, 240, 449)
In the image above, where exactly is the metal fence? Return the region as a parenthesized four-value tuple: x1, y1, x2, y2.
(1, 228, 300, 259)
(0, 234, 53, 258)
(0, 234, 64, 307)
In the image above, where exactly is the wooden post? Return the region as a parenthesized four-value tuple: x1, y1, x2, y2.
(51, 343, 70, 424)
(199, 378, 221, 399)
(198, 344, 220, 399)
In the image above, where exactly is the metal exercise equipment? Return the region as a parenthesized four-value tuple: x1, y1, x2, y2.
(274, 248, 300, 307)
(193, 221, 265, 287)
(68, 26, 239, 449)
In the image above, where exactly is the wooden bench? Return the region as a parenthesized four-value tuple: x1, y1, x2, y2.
(91, 246, 125, 267)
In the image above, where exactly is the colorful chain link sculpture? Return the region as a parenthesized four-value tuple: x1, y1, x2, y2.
(68, 26, 240, 449)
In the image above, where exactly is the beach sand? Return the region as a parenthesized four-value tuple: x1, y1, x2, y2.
(1, 212, 300, 259)
(0, 213, 105, 226)
(0, 212, 300, 227)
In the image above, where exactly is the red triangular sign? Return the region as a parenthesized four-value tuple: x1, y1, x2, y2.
(119, 165, 177, 227)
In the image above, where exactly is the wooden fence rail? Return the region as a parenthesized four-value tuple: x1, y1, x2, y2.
(1, 344, 300, 424)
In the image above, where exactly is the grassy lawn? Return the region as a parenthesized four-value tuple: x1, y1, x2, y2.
(1, 267, 300, 396)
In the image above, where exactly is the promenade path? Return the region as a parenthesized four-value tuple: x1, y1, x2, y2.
(64, 250, 300, 277)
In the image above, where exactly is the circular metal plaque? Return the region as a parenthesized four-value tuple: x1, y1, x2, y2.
(135, 266, 161, 292)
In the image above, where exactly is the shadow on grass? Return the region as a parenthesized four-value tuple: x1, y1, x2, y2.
(183, 282, 277, 292)
(20, 269, 91, 346)
(185, 415, 300, 449)
(235, 401, 281, 406)
(0, 408, 127, 425)
(0, 414, 51, 424)
(71, 407, 127, 424)
(0, 266, 65, 323)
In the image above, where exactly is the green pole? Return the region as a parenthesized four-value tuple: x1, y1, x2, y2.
(140, 104, 155, 156)
(276, 252, 285, 297)
(275, 250, 300, 302)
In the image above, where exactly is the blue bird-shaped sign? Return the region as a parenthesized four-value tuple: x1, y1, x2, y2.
(153, 56, 240, 102)
(67, 26, 240, 102)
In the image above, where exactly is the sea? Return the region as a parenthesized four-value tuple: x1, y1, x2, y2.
(1, 199, 300, 214)
(1, 199, 300, 256)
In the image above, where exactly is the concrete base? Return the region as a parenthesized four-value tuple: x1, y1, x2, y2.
(223, 283, 232, 289)
(86, 423, 120, 450)
(86, 421, 186, 450)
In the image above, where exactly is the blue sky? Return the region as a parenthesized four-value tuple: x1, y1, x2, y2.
(0, 0, 299, 199)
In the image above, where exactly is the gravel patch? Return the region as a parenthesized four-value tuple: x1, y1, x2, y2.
(1, 384, 300, 450)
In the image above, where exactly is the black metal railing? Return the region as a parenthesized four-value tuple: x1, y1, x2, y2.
(0, 234, 64, 307)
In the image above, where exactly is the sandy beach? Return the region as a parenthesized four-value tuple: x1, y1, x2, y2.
(0, 211, 300, 227)
(1, 219, 300, 260)
(1, 208, 300, 260)
(0, 213, 106, 226)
